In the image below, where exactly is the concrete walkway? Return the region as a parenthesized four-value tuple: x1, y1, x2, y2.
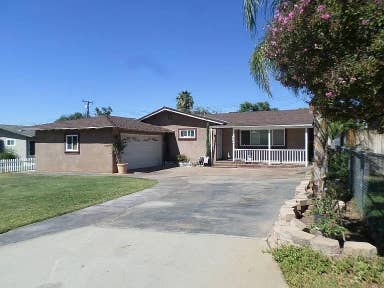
(0, 167, 306, 287)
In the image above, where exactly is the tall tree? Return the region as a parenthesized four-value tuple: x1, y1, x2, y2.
(55, 112, 85, 122)
(193, 106, 217, 115)
(95, 106, 113, 116)
(176, 91, 194, 113)
(243, 0, 384, 193)
(238, 101, 277, 112)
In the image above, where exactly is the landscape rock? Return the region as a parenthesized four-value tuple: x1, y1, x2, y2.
(290, 229, 316, 246)
(279, 206, 296, 222)
(342, 241, 377, 258)
(290, 218, 307, 231)
(310, 236, 341, 256)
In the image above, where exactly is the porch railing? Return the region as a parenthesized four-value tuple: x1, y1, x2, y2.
(234, 149, 306, 164)
(0, 158, 36, 173)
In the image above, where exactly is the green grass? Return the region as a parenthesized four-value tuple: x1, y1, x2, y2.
(0, 174, 157, 233)
(365, 175, 384, 255)
(271, 246, 384, 288)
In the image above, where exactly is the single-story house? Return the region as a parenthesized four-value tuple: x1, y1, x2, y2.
(141, 107, 314, 166)
(33, 116, 169, 173)
(0, 124, 36, 158)
(33, 107, 314, 173)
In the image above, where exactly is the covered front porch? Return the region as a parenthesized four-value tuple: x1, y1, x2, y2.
(210, 125, 313, 167)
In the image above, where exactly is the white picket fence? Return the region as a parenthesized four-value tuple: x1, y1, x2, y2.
(0, 158, 36, 173)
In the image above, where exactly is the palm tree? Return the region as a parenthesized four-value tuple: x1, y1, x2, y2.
(243, 0, 281, 97)
(176, 91, 194, 113)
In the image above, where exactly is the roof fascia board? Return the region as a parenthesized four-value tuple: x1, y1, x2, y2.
(34, 126, 115, 131)
(140, 108, 225, 125)
(209, 124, 313, 129)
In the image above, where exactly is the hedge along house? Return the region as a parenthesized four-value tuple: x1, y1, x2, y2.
(140, 107, 314, 166)
(208, 109, 314, 166)
(33, 116, 170, 173)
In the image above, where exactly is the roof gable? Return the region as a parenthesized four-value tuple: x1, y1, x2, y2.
(139, 107, 227, 125)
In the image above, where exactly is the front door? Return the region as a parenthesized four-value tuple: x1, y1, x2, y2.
(216, 129, 223, 160)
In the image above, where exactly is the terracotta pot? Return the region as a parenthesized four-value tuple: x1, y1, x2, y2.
(117, 163, 128, 174)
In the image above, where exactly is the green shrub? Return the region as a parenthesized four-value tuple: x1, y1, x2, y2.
(0, 149, 18, 159)
(270, 245, 384, 288)
(311, 217, 347, 239)
(176, 154, 189, 163)
(327, 149, 352, 201)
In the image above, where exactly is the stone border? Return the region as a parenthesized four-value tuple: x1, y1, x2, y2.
(267, 179, 377, 258)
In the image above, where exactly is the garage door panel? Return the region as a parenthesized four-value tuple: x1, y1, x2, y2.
(121, 134, 163, 169)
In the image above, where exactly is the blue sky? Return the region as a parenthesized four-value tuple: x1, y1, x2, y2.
(0, 0, 307, 125)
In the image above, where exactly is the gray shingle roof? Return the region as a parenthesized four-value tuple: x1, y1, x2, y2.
(33, 116, 170, 133)
(0, 124, 35, 138)
(208, 109, 313, 126)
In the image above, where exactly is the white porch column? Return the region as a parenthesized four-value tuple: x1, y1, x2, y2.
(268, 129, 271, 165)
(232, 128, 235, 162)
(305, 127, 308, 167)
(209, 128, 213, 164)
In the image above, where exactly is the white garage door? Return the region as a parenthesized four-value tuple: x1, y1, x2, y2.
(121, 133, 163, 170)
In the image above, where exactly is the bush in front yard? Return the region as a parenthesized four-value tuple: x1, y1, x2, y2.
(270, 245, 384, 288)
(0, 149, 18, 159)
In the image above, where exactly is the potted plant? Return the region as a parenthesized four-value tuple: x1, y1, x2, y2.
(113, 136, 128, 174)
(176, 154, 191, 167)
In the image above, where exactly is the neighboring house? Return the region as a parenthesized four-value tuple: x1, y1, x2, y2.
(141, 107, 314, 166)
(0, 124, 36, 158)
(33, 116, 169, 173)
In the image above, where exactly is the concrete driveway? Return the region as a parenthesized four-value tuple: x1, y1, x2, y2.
(0, 167, 307, 288)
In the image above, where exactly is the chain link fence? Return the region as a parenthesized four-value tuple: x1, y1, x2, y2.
(345, 149, 384, 216)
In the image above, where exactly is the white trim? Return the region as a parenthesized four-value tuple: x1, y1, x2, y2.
(232, 128, 235, 162)
(305, 128, 308, 167)
(178, 128, 196, 139)
(210, 124, 312, 129)
(140, 107, 226, 125)
(239, 129, 285, 147)
(5, 139, 16, 146)
(65, 134, 79, 152)
(268, 129, 271, 165)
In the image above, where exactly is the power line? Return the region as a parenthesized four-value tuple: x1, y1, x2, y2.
(82, 100, 94, 117)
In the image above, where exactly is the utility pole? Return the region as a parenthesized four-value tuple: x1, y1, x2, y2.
(82, 100, 93, 118)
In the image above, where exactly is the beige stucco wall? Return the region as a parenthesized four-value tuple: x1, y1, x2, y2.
(142, 111, 210, 162)
(36, 128, 115, 173)
(286, 128, 305, 149)
(221, 128, 233, 160)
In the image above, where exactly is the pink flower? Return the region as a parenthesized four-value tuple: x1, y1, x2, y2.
(325, 91, 334, 98)
(362, 19, 369, 25)
(321, 13, 331, 20)
(317, 5, 325, 12)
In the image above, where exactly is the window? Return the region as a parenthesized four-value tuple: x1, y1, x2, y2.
(240, 129, 285, 146)
(6, 139, 15, 146)
(178, 128, 196, 140)
(272, 129, 285, 146)
(65, 134, 79, 152)
(29, 141, 35, 156)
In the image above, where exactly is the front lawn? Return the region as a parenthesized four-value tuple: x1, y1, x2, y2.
(0, 174, 157, 233)
(271, 246, 384, 288)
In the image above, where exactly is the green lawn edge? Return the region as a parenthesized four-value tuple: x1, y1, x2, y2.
(0, 174, 157, 233)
